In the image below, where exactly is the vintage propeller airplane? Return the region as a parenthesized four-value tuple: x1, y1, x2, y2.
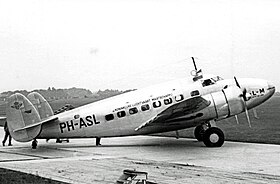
(2, 58, 276, 148)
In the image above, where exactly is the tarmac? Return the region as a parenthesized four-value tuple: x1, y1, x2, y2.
(0, 128, 280, 184)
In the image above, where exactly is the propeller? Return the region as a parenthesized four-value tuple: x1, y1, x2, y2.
(253, 108, 259, 119)
(235, 115, 239, 125)
(234, 76, 252, 128)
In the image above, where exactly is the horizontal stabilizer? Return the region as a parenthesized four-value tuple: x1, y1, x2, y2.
(13, 116, 58, 132)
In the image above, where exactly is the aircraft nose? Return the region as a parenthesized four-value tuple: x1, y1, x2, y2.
(267, 81, 276, 94)
(267, 81, 275, 97)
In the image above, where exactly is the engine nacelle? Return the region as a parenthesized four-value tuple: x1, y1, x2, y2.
(209, 86, 244, 120)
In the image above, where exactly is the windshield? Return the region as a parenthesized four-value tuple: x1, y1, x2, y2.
(211, 76, 223, 82)
(202, 76, 223, 87)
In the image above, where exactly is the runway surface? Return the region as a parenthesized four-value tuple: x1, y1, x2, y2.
(0, 129, 280, 183)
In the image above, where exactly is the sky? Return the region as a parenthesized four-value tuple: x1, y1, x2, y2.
(1, 0, 280, 92)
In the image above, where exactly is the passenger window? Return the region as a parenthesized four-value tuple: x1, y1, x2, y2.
(117, 111, 126, 118)
(74, 114, 80, 119)
(175, 94, 184, 102)
(141, 104, 150, 111)
(105, 114, 114, 121)
(164, 98, 172, 105)
(153, 101, 161, 108)
(129, 107, 138, 115)
(191, 90, 200, 97)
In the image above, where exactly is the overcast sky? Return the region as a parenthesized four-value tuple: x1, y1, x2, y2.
(1, 0, 280, 92)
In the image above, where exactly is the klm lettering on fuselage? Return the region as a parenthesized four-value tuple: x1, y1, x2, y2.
(59, 114, 100, 133)
(248, 88, 265, 100)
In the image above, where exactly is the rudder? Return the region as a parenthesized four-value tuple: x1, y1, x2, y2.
(27, 92, 54, 119)
(6, 93, 41, 142)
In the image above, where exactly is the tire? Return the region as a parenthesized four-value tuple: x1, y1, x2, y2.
(194, 125, 205, 141)
(202, 127, 224, 147)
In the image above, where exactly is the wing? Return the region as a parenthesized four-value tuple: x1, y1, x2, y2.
(135, 96, 211, 131)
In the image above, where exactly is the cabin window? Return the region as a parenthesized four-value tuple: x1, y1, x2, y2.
(74, 114, 80, 119)
(129, 107, 138, 115)
(153, 101, 161, 108)
(191, 90, 200, 97)
(141, 104, 150, 111)
(175, 94, 184, 102)
(105, 114, 114, 121)
(117, 111, 126, 118)
(164, 98, 172, 105)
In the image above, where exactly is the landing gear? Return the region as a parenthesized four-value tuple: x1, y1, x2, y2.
(32, 139, 38, 149)
(202, 127, 224, 147)
(194, 123, 225, 147)
(194, 124, 206, 141)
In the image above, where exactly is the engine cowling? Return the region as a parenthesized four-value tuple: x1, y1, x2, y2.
(210, 86, 244, 120)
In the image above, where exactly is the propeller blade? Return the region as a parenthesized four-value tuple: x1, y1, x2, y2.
(235, 115, 239, 125)
(244, 105, 252, 128)
(253, 108, 259, 119)
(234, 76, 251, 127)
(242, 88, 247, 101)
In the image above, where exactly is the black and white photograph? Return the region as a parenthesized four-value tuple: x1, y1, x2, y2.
(0, 0, 280, 183)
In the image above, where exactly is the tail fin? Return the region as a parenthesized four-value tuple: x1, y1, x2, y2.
(27, 92, 54, 119)
(6, 93, 41, 142)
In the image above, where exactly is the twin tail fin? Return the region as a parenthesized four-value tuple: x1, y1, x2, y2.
(6, 92, 55, 142)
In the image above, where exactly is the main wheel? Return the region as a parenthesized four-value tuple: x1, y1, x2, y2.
(202, 127, 224, 147)
(194, 125, 205, 141)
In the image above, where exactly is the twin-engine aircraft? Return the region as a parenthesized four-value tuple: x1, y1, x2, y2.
(3, 59, 276, 148)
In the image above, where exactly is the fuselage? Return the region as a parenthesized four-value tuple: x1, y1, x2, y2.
(38, 76, 275, 139)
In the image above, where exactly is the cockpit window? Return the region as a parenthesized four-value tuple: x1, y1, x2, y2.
(202, 76, 223, 87)
(202, 79, 215, 87)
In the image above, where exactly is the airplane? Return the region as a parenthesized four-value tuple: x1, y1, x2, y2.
(3, 58, 276, 148)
